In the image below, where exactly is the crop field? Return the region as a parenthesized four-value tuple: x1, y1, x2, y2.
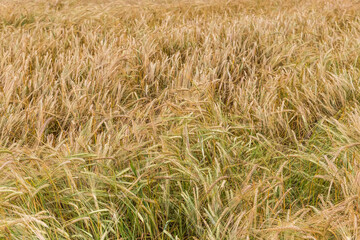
(1, 0, 360, 239)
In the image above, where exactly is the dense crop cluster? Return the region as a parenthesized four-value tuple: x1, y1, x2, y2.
(1, 0, 360, 239)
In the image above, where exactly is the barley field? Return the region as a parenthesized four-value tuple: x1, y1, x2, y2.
(1, 0, 360, 239)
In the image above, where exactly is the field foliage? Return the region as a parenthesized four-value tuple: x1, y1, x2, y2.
(1, 0, 360, 239)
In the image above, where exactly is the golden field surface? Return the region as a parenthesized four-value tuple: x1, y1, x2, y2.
(1, 0, 360, 239)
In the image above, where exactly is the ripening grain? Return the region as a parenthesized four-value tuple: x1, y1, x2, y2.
(1, 0, 360, 239)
